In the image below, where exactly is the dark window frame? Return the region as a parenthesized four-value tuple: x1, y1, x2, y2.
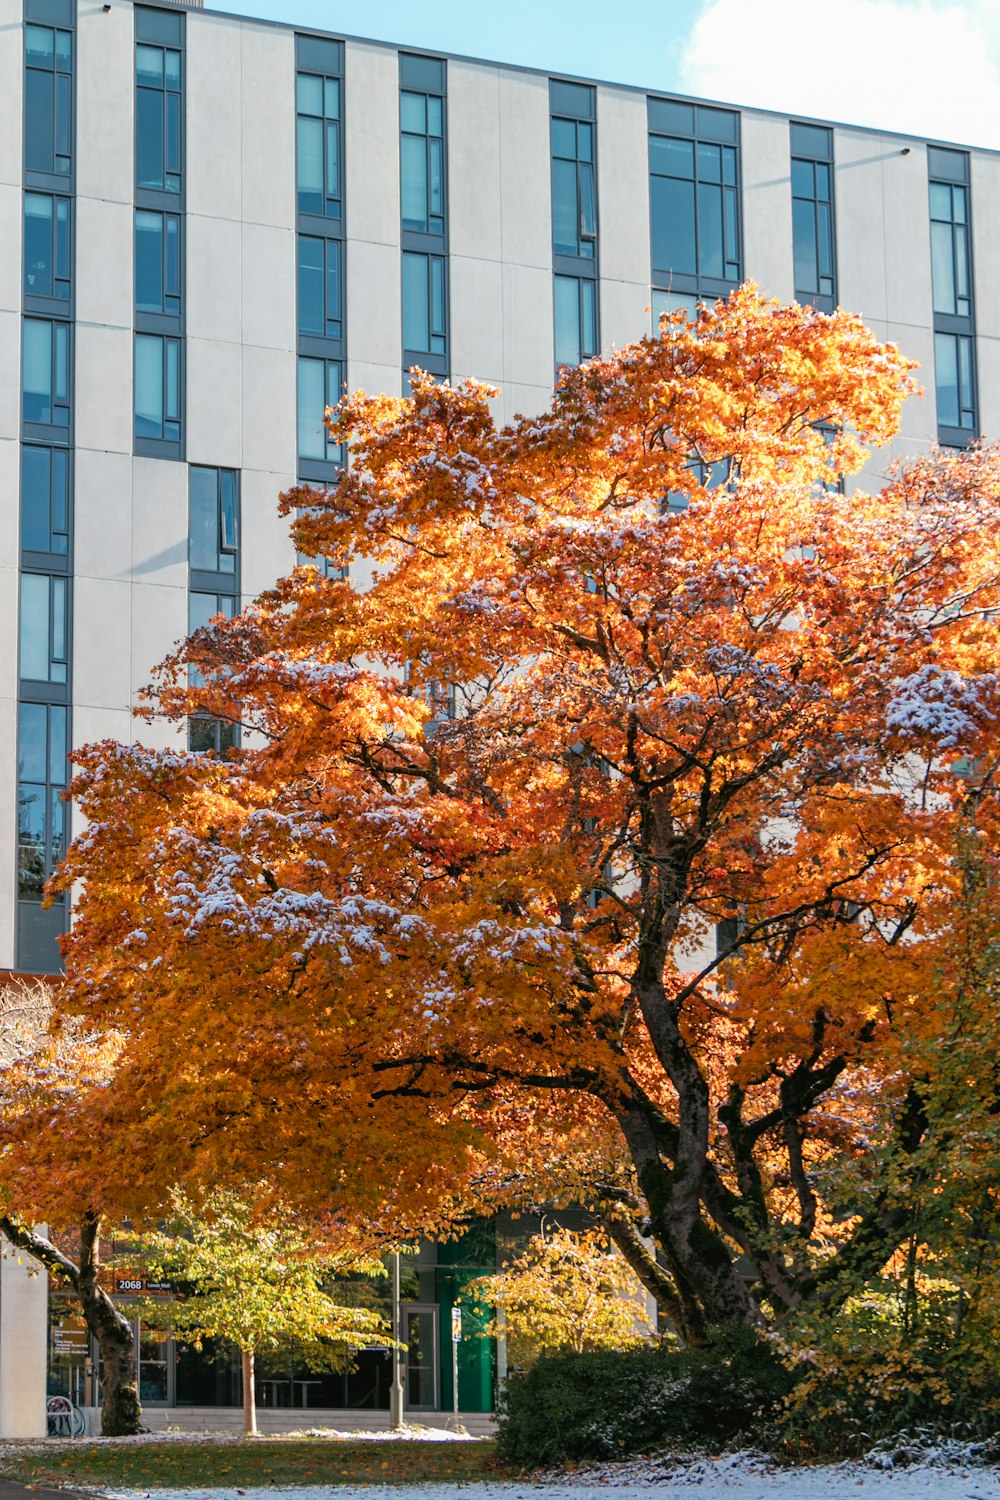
(402, 250, 449, 377)
(928, 146, 977, 444)
(790, 122, 836, 312)
(297, 354, 345, 481)
(134, 330, 184, 459)
(24, 190, 73, 315)
(135, 207, 184, 330)
(20, 443, 72, 567)
(24, 18, 74, 188)
(22, 315, 72, 440)
(134, 6, 185, 208)
(648, 96, 742, 307)
(554, 272, 598, 375)
(19, 569, 71, 691)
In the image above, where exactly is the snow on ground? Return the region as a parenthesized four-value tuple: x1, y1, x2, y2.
(101, 1449, 1000, 1500)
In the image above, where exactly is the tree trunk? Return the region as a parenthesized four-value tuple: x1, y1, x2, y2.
(0, 1211, 142, 1436)
(78, 1212, 143, 1436)
(242, 1348, 257, 1436)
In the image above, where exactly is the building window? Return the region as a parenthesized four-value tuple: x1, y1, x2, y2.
(20, 573, 69, 685)
(23, 317, 70, 431)
(296, 38, 343, 221)
(551, 105, 596, 260)
(297, 235, 342, 341)
(24, 193, 71, 306)
(136, 210, 182, 319)
(188, 717, 238, 755)
(17, 701, 68, 904)
(21, 445, 70, 559)
(401, 88, 445, 236)
(188, 591, 236, 694)
(928, 146, 976, 443)
(402, 252, 447, 361)
(135, 333, 182, 447)
(651, 288, 700, 333)
(297, 357, 342, 468)
(135, 37, 183, 195)
(190, 467, 239, 579)
(554, 275, 597, 372)
(648, 98, 740, 306)
(934, 332, 976, 432)
(24, 21, 73, 181)
(791, 122, 835, 311)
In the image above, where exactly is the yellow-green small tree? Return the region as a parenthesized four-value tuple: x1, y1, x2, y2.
(468, 1226, 653, 1369)
(131, 1189, 389, 1435)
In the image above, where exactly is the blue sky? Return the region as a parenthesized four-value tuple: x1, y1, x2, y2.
(208, 0, 999, 148)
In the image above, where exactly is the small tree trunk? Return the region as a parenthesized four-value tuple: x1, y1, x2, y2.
(242, 1348, 257, 1436)
(78, 1212, 143, 1437)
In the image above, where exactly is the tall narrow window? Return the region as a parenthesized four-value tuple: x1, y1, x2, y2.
(24, 193, 71, 307)
(23, 317, 71, 432)
(135, 333, 182, 445)
(134, 7, 185, 459)
(401, 89, 445, 235)
(188, 470, 241, 754)
(551, 113, 596, 259)
(791, 122, 836, 311)
(296, 35, 346, 486)
(554, 275, 597, 370)
(928, 147, 976, 444)
(297, 235, 342, 341)
(400, 53, 448, 382)
(296, 41, 342, 221)
(648, 98, 740, 312)
(297, 357, 343, 466)
(136, 36, 182, 194)
(24, 21, 73, 180)
(550, 80, 598, 375)
(20, 573, 69, 685)
(135, 210, 182, 318)
(21, 446, 71, 559)
(16, 701, 69, 970)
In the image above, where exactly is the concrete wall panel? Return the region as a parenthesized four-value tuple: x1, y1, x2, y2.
(971, 152, 1000, 343)
(502, 262, 553, 392)
(450, 257, 503, 386)
(882, 139, 933, 331)
(600, 279, 651, 354)
(346, 239, 400, 376)
(597, 85, 649, 288)
(448, 62, 502, 263)
(834, 127, 889, 324)
(187, 16, 243, 222)
(240, 467, 295, 601)
(187, 215, 243, 347)
(741, 111, 794, 302)
(130, 580, 187, 707)
(976, 333, 1000, 442)
(0, 0, 23, 190)
(74, 575, 131, 713)
(187, 337, 242, 470)
(77, 1, 132, 204)
(131, 456, 187, 590)
(242, 345, 296, 476)
(498, 70, 551, 270)
(75, 324, 133, 456)
(240, 23, 296, 231)
(0, 183, 21, 317)
(75, 196, 132, 330)
(344, 42, 399, 247)
(74, 448, 133, 584)
(242, 222, 295, 353)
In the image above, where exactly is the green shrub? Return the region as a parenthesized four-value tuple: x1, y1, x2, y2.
(496, 1325, 795, 1468)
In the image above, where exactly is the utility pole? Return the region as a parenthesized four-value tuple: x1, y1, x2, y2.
(389, 1252, 404, 1432)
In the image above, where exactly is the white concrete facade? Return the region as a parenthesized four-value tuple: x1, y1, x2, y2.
(0, 3, 997, 967)
(2, 0, 999, 1436)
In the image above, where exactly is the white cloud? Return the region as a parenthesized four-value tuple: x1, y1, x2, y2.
(678, 0, 1000, 148)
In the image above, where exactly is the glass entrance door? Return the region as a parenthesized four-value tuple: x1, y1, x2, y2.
(137, 1331, 172, 1405)
(402, 1305, 438, 1410)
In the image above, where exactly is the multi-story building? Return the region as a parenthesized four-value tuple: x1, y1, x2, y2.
(0, 0, 997, 1436)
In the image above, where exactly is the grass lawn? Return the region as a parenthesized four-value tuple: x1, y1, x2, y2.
(0, 1437, 502, 1491)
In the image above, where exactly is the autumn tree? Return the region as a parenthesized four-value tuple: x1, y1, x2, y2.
(19, 286, 1000, 1346)
(0, 980, 141, 1436)
(129, 1189, 388, 1435)
(467, 1225, 653, 1366)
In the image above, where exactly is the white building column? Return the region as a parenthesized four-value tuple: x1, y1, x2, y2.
(0, 1233, 49, 1438)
